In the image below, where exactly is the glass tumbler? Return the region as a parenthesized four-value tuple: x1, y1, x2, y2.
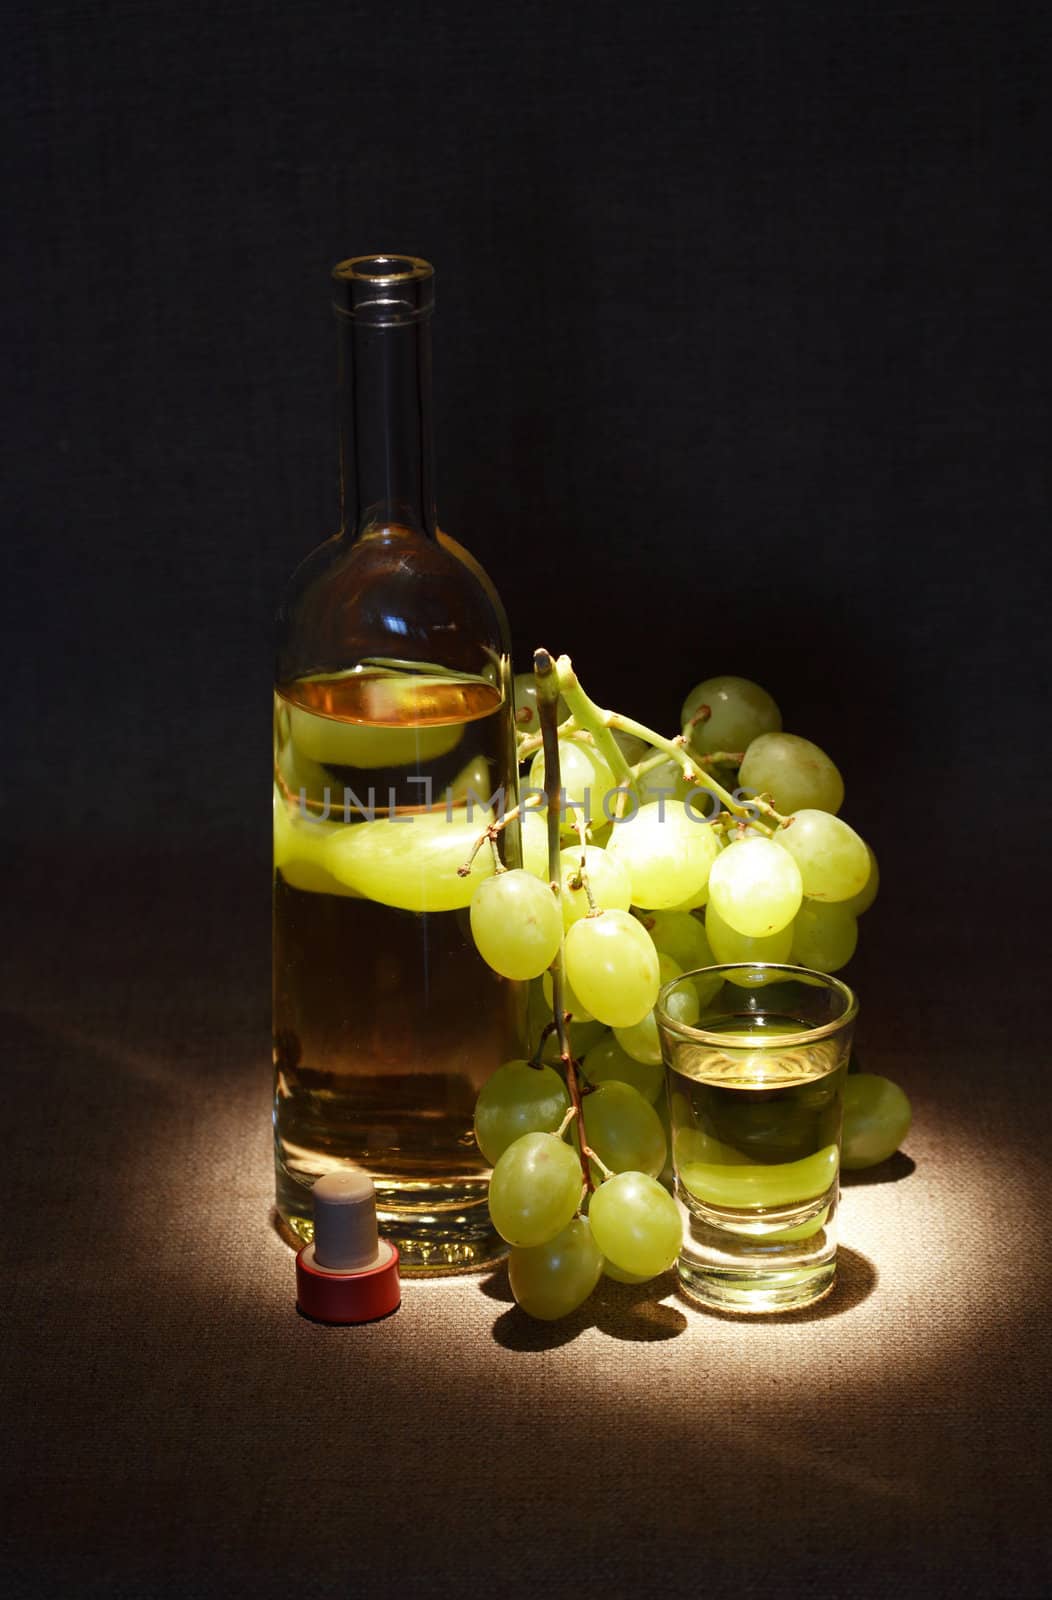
(656, 964, 858, 1313)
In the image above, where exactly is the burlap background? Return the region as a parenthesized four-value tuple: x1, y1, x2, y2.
(6, 0, 1051, 1589)
(2, 846, 1049, 1597)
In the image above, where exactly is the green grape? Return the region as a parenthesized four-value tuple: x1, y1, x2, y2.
(582, 1081, 667, 1178)
(611, 728, 651, 764)
(764, 1205, 830, 1243)
(691, 967, 725, 1007)
(276, 737, 332, 809)
(529, 737, 617, 820)
(580, 1033, 664, 1104)
(325, 807, 493, 912)
(843, 844, 880, 916)
(512, 672, 568, 735)
(520, 809, 551, 880)
(527, 979, 606, 1063)
(473, 1060, 570, 1166)
(642, 913, 723, 1004)
(559, 845, 633, 928)
(512, 672, 540, 734)
(615, 953, 697, 1065)
(289, 696, 465, 770)
(635, 757, 691, 808)
(588, 1171, 682, 1278)
(443, 754, 495, 806)
(773, 810, 870, 902)
(664, 876, 712, 912)
(469, 869, 563, 980)
(707, 836, 803, 937)
(704, 903, 793, 980)
(842, 1075, 911, 1169)
(724, 820, 769, 841)
(488, 1132, 583, 1247)
(681, 675, 782, 758)
(791, 899, 858, 973)
(602, 1259, 654, 1284)
(739, 732, 844, 816)
(564, 910, 661, 1028)
(508, 1217, 604, 1320)
(643, 910, 713, 973)
(675, 1129, 838, 1207)
(273, 792, 361, 897)
(547, 1017, 608, 1063)
(606, 802, 721, 911)
(656, 1092, 674, 1185)
(542, 966, 597, 1024)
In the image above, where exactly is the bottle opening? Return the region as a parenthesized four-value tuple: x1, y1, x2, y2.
(332, 254, 434, 323)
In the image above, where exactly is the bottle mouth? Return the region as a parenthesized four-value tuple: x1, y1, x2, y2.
(332, 255, 434, 323)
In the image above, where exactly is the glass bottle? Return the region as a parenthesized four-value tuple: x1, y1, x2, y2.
(273, 255, 520, 1273)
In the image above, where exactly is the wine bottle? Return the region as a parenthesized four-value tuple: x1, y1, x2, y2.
(273, 255, 520, 1273)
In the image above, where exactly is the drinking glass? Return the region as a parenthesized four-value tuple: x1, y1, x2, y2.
(656, 964, 858, 1313)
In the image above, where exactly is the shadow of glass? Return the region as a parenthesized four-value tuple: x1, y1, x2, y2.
(676, 1244, 877, 1325)
(841, 1151, 916, 1186)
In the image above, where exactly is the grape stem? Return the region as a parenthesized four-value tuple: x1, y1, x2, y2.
(588, 1148, 615, 1182)
(554, 654, 788, 829)
(515, 714, 578, 762)
(551, 658, 635, 793)
(632, 748, 676, 783)
(555, 1105, 577, 1140)
(529, 1020, 560, 1067)
(456, 794, 544, 878)
(570, 816, 600, 916)
(535, 647, 595, 1193)
(697, 750, 745, 770)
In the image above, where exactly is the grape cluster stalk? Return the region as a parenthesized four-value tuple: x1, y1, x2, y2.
(462, 657, 909, 1321)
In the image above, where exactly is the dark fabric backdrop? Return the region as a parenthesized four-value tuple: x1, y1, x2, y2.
(3, 4, 1051, 1596)
(5, 2, 1050, 857)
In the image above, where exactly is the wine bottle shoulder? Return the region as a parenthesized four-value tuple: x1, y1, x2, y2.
(276, 523, 510, 683)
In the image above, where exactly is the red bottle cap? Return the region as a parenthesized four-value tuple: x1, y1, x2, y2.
(295, 1172, 400, 1324)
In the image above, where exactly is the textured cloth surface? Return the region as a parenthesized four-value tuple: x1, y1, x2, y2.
(5, 3, 1051, 1592)
(2, 847, 1050, 1599)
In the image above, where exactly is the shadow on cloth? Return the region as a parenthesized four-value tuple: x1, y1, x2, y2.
(483, 1241, 876, 1347)
(486, 1266, 688, 1349)
(841, 1150, 916, 1186)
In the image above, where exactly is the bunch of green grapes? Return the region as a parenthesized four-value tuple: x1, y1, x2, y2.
(499, 671, 881, 983)
(678, 674, 880, 977)
(461, 668, 910, 1319)
(473, 1058, 682, 1320)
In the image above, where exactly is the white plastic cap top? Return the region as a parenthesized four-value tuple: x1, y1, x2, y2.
(312, 1171, 381, 1272)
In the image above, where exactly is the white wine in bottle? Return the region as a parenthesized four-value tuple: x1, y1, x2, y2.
(273, 257, 521, 1273)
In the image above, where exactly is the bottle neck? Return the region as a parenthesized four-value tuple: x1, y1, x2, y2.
(337, 306, 436, 540)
